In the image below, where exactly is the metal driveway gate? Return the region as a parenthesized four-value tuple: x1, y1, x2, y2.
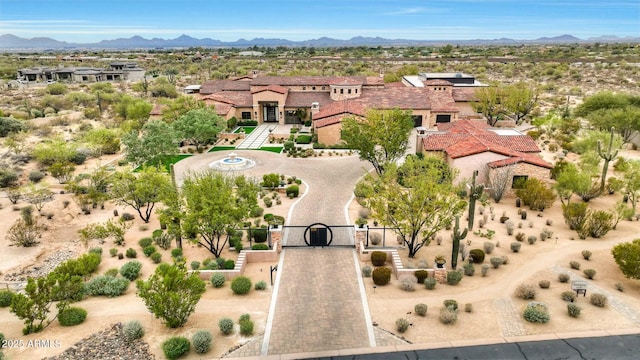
(281, 224, 355, 248)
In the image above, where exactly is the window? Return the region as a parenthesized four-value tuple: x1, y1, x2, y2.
(312, 86, 316, 90)
(512, 175, 528, 189)
(411, 115, 423, 127)
(340, 89, 344, 94)
(334, 89, 337, 94)
(355, 89, 358, 93)
(303, 86, 306, 90)
(348, 89, 352, 94)
(322, 86, 326, 90)
(241, 112, 252, 120)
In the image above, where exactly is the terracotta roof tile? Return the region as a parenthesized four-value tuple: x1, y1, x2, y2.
(285, 91, 332, 107)
(250, 84, 289, 94)
(452, 88, 477, 102)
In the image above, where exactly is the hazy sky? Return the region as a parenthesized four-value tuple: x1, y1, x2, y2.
(1, 0, 639, 42)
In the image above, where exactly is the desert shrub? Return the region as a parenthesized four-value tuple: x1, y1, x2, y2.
(219, 318, 234, 335)
(395, 318, 410, 333)
(0, 290, 14, 307)
(251, 243, 269, 250)
(570, 261, 581, 270)
(567, 303, 582, 318)
(490, 257, 504, 269)
(481, 264, 490, 277)
(143, 245, 157, 257)
(152, 230, 173, 250)
(424, 277, 437, 290)
(210, 273, 225, 288)
(255, 280, 267, 290)
(585, 210, 613, 238)
(483, 242, 495, 254)
(171, 248, 183, 258)
(110, 248, 118, 257)
(88, 247, 102, 256)
(251, 228, 268, 243)
(370, 251, 387, 266)
(85, 275, 130, 297)
(58, 307, 87, 326)
(399, 274, 418, 291)
(125, 248, 137, 258)
(28, 170, 45, 183)
(501, 255, 509, 265)
(138, 237, 153, 248)
(104, 268, 119, 277)
(523, 302, 550, 323)
(443, 299, 458, 311)
(558, 273, 570, 283)
(581, 250, 593, 260)
(515, 232, 526, 242)
(150, 252, 162, 264)
(447, 270, 463, 285)
(563, 202, 589, 231)
(123, 320, 145, 343)
(249, 206, 264, 218)
(369, 232, 382, 245)
(414, 270, 428, 284)
(239, 317, 254, 336)
(372, 267, 392, 286)
(162, 336, 190, 360)
(224, 260, 235, 269)
(414, 303, 428, 316)
(231, 276, 252, 295)
(463, 262, 475, 276)
(215, 258, 226, 269)
(121, 212, 135, 221)
(191, 330, 212, 354)
(285, 185, 299, 198)
(361, 265, 373, 277)
(561, 291, 576, 302)
(538, 280, 551, 289)
(590, 293, 608, 307)
(615, 283, 624, 292)
(0, 168, 18, 188)
(583, 269, 596, 279)
(119, 260, 142, 281)
(515, 284, 537, 300)
(464, 303, 473, 313)
(527, 235, 537, 245)
(190, 261, 200, 270)
(511, 242, 521, 252)
(469, 249, 485, 263)
(439, 307, 458, 325)
(506, 220, 515, 235)
(515, 178, 556, 211)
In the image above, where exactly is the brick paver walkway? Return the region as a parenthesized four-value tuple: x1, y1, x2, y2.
(493, 297, 527, 336)
(266, 248, 371, 355)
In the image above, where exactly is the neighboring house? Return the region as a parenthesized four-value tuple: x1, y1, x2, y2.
(198, 73, 481, 145)
(419, 119, 552, 188)
(17, 62, 145, 83)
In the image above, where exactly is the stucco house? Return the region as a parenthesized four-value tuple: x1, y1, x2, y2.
(198, 73, 480, 145)
(17, 62, 145, 83)
(418, 119, 552, 187)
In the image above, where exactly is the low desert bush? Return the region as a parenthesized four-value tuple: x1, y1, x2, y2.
(567, 303, 582, 318)
(143, 245, 156, 257)
(583, 269, 596, 279)
(523, 302, 550, 323)
(85, 275, 130, 297)
(58, 307, 87, 326)
(125, 248, 137, 258)
(424, 277, 437, 290)
(615, 283, 624, 292)
(231, 276, 252, 295)
(463, 262, 475, 276)
(239, 314, 254, 336)
(538, 280, 550, 289)
(570, 261, 581, 270)
(561, 291, 576, 302)
(581, 250, 592, 260)
(150, 252, 162, 264)
(399, 274, 418, 291)
(210, 273, 225, 288)
(481, 264, 490, 277)
(371, 251, 387, 266)
(447, 270, 463, 285)
(372, 267, 392, 286)
(120, 261, 142, 281)
(396, 318, 410, 333)
(439, 307, 458, 325)
(162, 336, 190, 360)
(558, 273, 570, 283)
(219, 318, 234, 335)
(511, 242, 521, 252)
(0, 290, 14, 307)
(590, 293, 608, 307)
(414, 303, 428, 316)
(255, 281, 267, 290)
(483, 242, 495, 254)
(123, 320, 145, 343)
(515, 284, 537, 300)
(361, 265, 373, 277)
(501, 255, 509, 265)
(138, 237, 153, 248)
(515, 232, 526, 242)
(369, 232, 382, 246)
(414, 270, 428, 283)
(527, 235, 537, 245)
(464, 303, 473, 313)
(443, 299, 459, 311)
(192, 330, 212, 354)
(469, 249, 485, 263)
(490, 257, 504, 269)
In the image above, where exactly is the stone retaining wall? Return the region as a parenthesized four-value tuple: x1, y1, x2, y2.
(357, 240, 436, 279)
(192, 240, 280, 281)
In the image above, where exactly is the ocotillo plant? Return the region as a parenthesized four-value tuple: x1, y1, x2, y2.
(468, 170, 484, 230)
(597, 127, 618, 193)
(451, 216, 468, 270)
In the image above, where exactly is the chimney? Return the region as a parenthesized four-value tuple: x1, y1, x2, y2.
(311, 102, 320, 115)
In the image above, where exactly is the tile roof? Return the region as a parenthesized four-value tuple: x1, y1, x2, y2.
(200, 80, 251, 94)
(424, 79, 453, 86)
(422, 119, 552, 169)
(314, 101, 366, 128)
(452, 88, 477, 102)
(355, 87, 430, 110)
(250, 84, 289, 94)
(285, 91, 332, 108)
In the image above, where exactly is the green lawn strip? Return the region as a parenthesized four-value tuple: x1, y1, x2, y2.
(233, 126, 256, 134)
(208, 146, 237, 153)
(258, 146, 283, 154)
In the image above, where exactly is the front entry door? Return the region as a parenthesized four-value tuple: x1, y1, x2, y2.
(264, 105, 278, 122)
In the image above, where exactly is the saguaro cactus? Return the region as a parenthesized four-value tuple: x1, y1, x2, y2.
(451, 216, 468, 270)
(597, 127, 618, 193)
(468, 170, 484, 230)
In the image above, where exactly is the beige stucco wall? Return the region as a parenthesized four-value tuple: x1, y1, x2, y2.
(450, 152, 509, 184)
(329, 85, 362, 101)
(317, 122, 343, 145)
(487, 162, 551, 197)
(455, 102, 477, 117)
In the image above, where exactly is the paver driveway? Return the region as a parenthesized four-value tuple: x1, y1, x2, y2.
(174, 150, 375, 355)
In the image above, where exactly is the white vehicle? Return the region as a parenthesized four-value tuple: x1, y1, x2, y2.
(46, 80, 57, 84)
